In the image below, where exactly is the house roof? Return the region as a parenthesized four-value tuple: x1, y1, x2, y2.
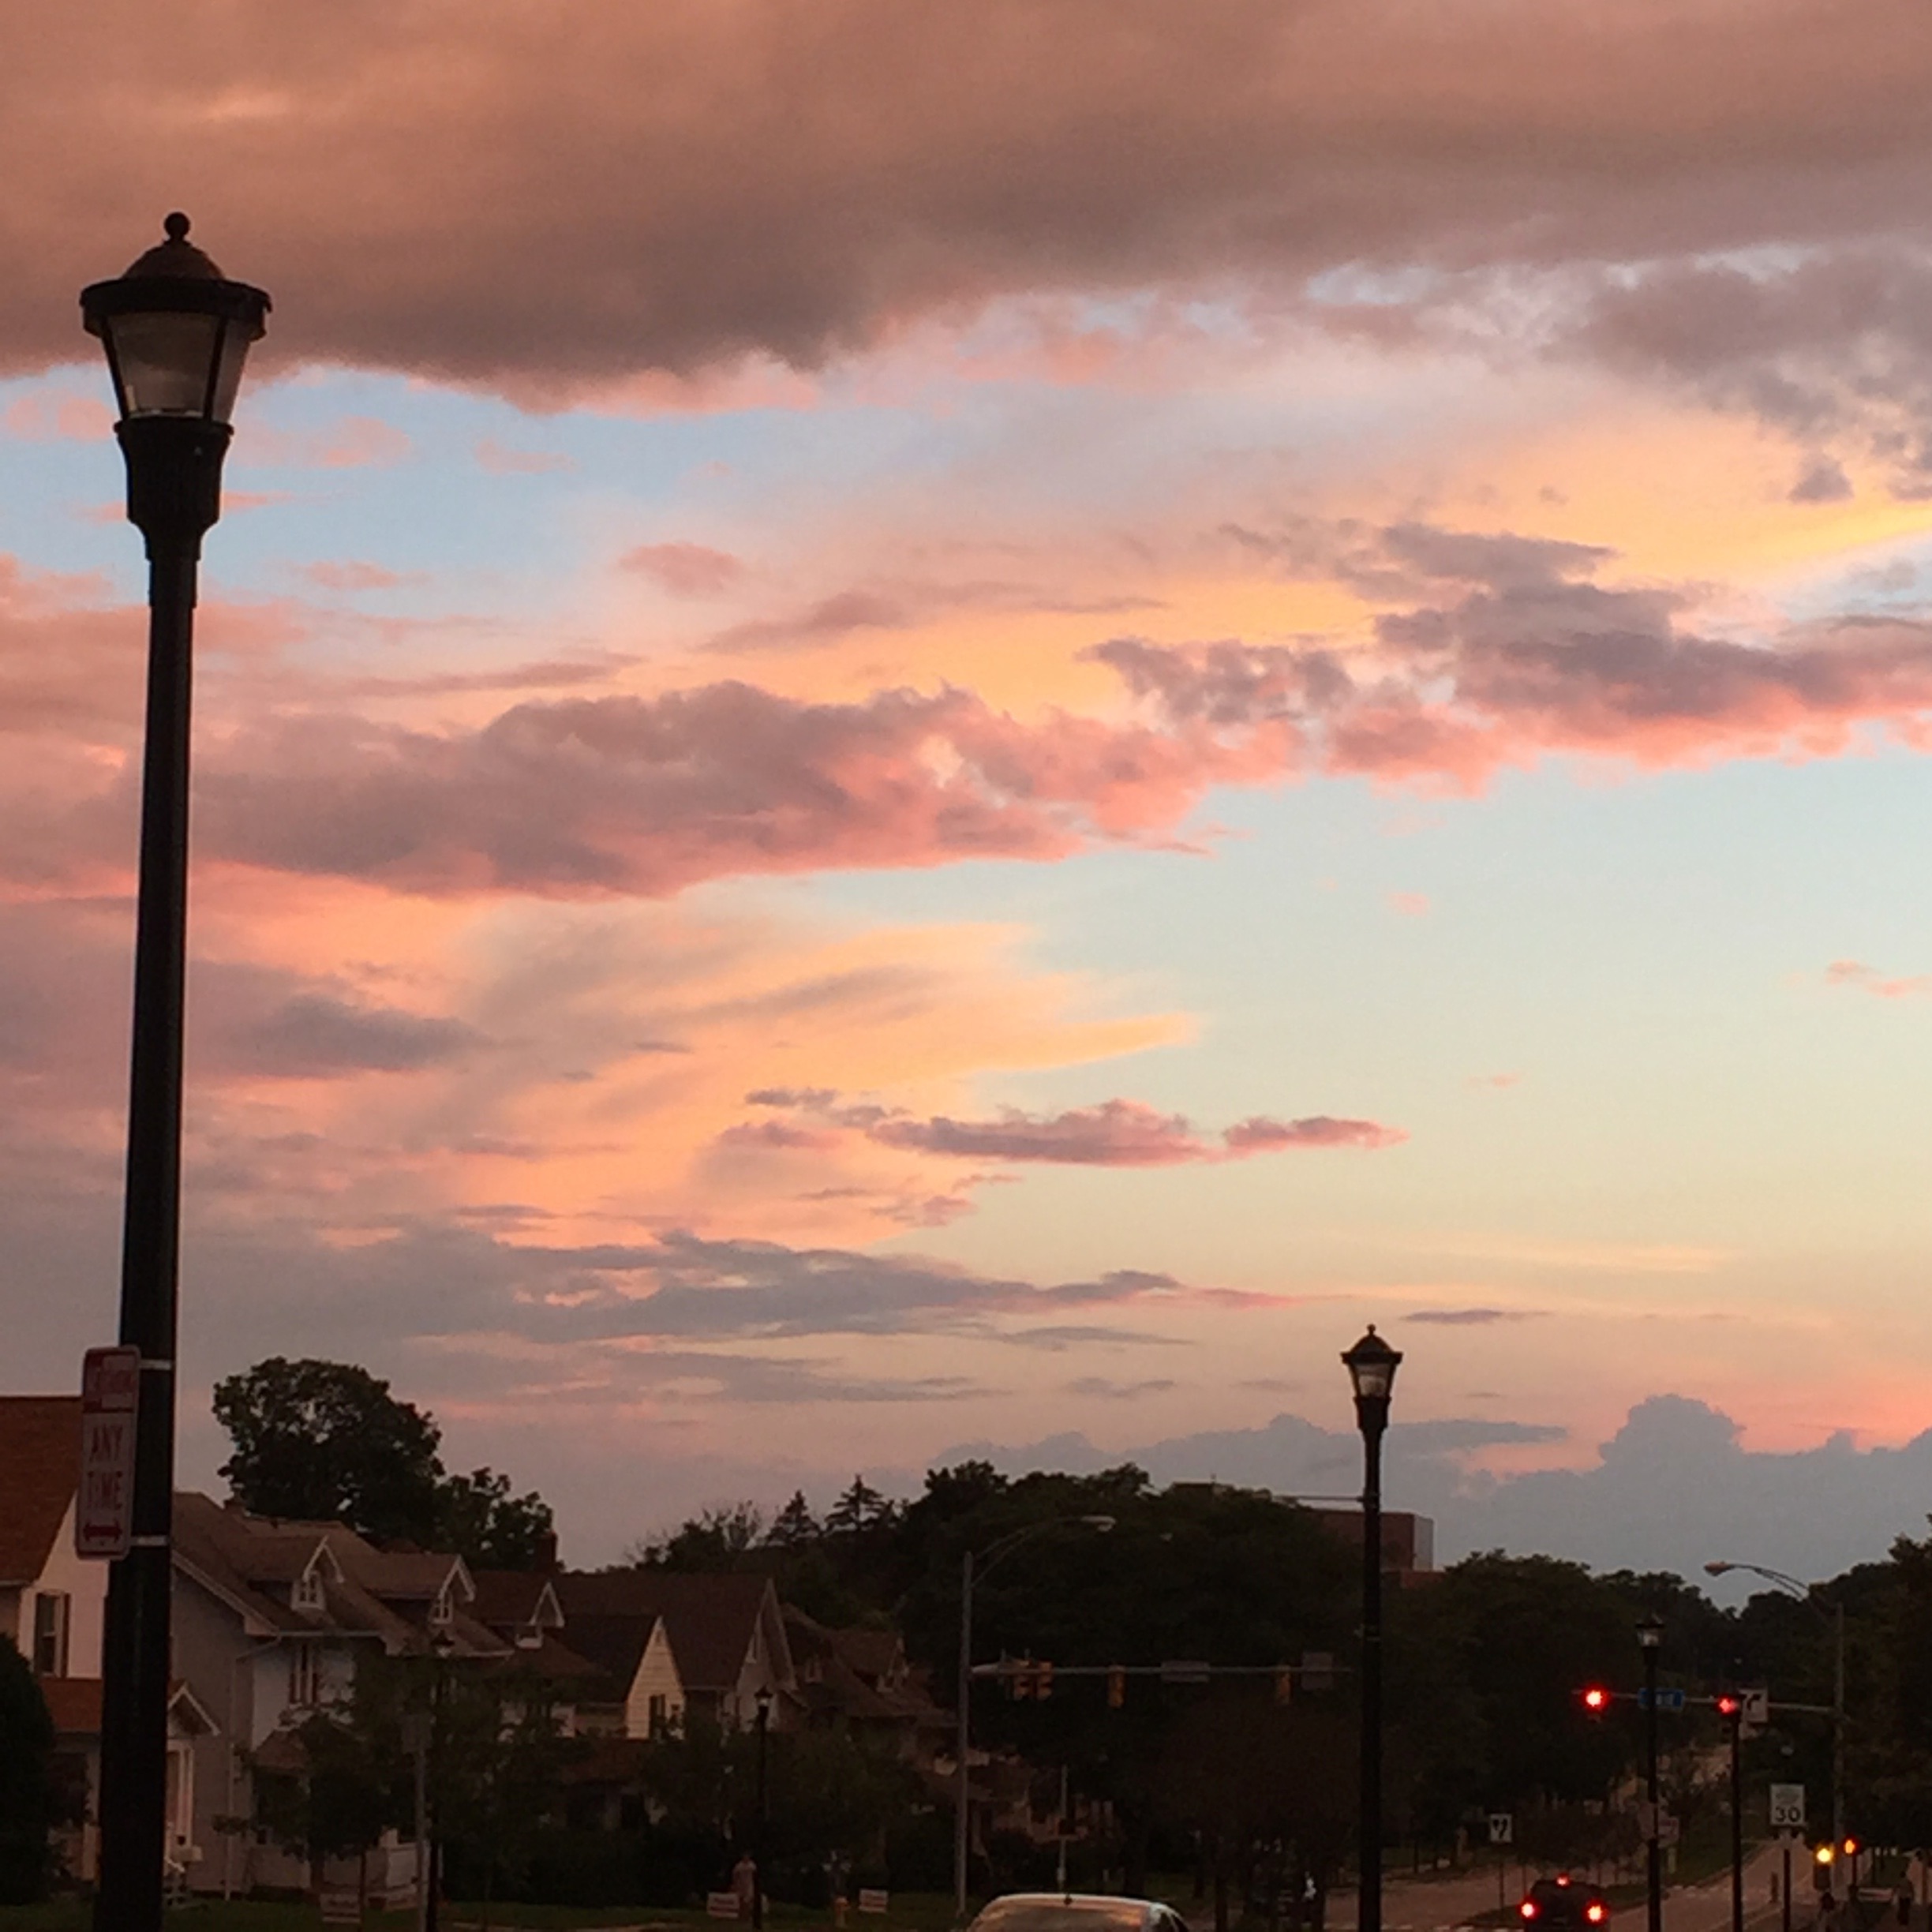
(170, 1494, 504, 1657)
(828, 1625, 904, 1687)
(470, 1570, 563, 1631)
(0, 1398, 80, 1586)
(784, 1607, 941, 1728)
(555, 1570, 788, 1694)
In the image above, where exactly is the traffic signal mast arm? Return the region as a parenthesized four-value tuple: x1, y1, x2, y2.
(1578, 1687, 1831, 1716)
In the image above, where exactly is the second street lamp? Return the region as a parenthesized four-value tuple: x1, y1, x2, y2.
(953, 1514, 1114, 1919)
(80, 214, 269, 1932)
(1637, 1615, 1664, 1932)
(1705, 1559, 1846, 1850)
(1343, 1325, 1402, 1932)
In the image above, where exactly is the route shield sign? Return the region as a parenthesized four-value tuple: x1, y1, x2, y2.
(1770, 1785, 1807, 1829)
(75, 1346, 140, 1559)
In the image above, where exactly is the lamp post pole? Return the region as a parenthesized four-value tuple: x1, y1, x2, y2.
(754, 1687, 773, 1932)
(80, 215, 268, 1932)
(953, 1514, 1115, 1919)
(1342, 1327, 1402, 1932)
(1704, 1561, 1847, 1850)
(1638, 1617, 1664, 1932)
(955, 1544, 975, 1923)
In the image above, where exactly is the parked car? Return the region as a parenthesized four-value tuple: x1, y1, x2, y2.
(1519, 1876, 1610, 1930)
(968, 1895, 1191, 1932)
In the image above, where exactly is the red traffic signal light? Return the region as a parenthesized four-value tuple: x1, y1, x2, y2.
(1716, 1694, 1741, 1717)
(1581, 1686, 1610, 1713)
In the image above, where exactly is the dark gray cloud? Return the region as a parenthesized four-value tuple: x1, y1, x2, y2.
(740, 1090, 1405, 1164)
(934, 1395, 1932, 1584)
(235, 992, 485, 1077)
(7, 1, 1932, 406)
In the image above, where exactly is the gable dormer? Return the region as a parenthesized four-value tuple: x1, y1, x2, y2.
(291, 1541, 343, 1616)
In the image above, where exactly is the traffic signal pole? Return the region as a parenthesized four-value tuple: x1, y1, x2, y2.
(1728, 1701, 1744, 1932)
(1643, 1642, 1663, 1932)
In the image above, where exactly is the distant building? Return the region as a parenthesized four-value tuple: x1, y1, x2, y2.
(1308, 1506, 1436, 1583)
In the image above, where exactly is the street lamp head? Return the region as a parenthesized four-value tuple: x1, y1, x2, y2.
(1342, 1325, 1402, 1432)
(1704, 1561, 1734, 1577)
(81, 213, 270, 426)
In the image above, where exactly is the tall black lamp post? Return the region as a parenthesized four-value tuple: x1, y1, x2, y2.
(1638, 1615, 1664, 1932)
(80, 215, 269, 1932)
(754, 1687, 773, 1931)
(1342, 1325, 1402, 1932)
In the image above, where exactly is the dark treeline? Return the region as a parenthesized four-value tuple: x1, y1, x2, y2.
(635, 1464, 1932, 1915)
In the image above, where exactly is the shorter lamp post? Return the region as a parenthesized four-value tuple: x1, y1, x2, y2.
(1638, 1616, 1664, 1932)
(425, 1628, 455, 1932)
(954, 1514, 1115, 1919)
(754, 1687, 773, 1931)
(1342, 1326, 1402, 1932)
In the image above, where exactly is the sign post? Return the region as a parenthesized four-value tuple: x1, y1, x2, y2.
(75, 1346, 141, 1560)
(1490, 1814, 1514, 1911)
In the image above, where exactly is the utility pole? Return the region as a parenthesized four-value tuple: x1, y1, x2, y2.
(1638, 1616, 1664, 1932)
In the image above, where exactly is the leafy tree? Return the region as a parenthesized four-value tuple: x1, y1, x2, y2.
(766, 1492, 820, 1546)
(249, 1707, 402, 1895)
(826, 1476, 895, 1536)
(436, 1466, 556, 1571)
(0, 1637, 52, 1903)
(214, 1357, 553, 1567)
(215, 1357, 447, 1544)
(631, 1502, 767, 1571)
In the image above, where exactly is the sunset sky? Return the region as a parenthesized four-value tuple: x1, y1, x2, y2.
(7, 0, 1932, 1571)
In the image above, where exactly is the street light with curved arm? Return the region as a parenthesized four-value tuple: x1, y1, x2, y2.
(1704, 1559, 1845, 1848)
(954, 1515, 1115, 1919)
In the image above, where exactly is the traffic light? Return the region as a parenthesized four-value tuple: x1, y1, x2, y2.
(1814, 1846, 1835, 1893)
(1275, 1668, 1294, 1706)
(1011, 1660, 1033, 1701)
(1035, 1661, 1054, 1701)
(1581, 1686, 1611, 1715)
(1844, 1840, 1860, 1859)
(1108, 1667, 1126, 1709)
(1716, 1694, 1741, 1719)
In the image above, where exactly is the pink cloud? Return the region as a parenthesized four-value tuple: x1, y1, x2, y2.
(475, 438, 575, 476)
(621, 542, 746, 597)
(1825, 959, 1932, 999)
(1388, 891, 1431, 917)
(297, 560, 426, 593)
(237, 416, 410, 470)
(1221, 1114, 1406, 1152)
(3, 391, 112, 442)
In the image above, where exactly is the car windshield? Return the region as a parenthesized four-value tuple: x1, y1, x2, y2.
(972, 1903, 1148, 1932)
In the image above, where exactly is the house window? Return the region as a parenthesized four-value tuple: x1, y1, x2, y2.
(32, 1592, 70, 1676)
(287, 1643, 320, 1707)
(291, 1570, 324, 1613)
(647, 1694, 669, 1737)
(430, 1589, 452, 1627)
